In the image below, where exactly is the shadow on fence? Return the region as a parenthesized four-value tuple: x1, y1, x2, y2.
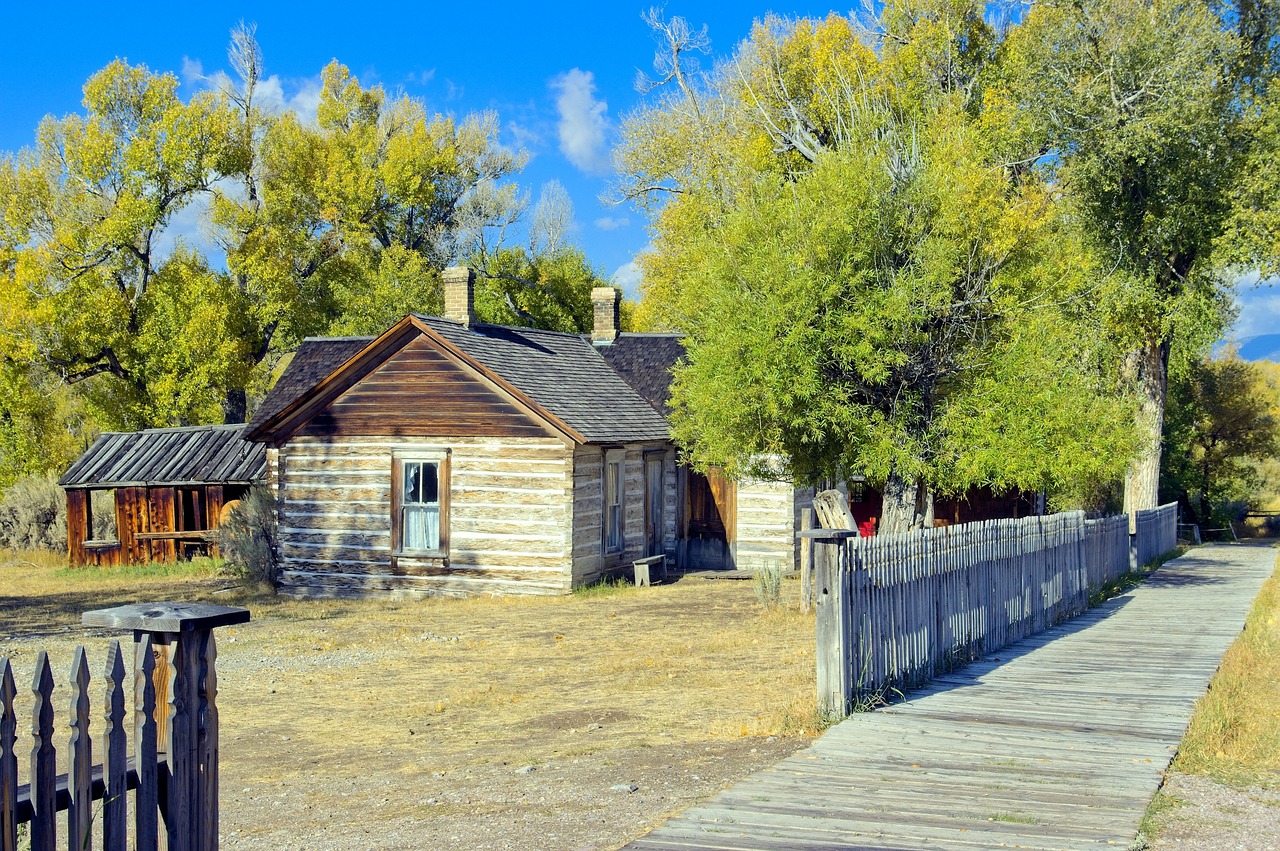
(2, 603, 248, 851)
(806, 503, 1178, 719)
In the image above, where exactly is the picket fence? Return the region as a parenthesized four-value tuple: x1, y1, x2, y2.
(1, 603, 247, 851)
(809, 503, 1178, 718)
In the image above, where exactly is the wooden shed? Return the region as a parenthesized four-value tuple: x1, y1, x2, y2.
(245, 269, 676, 598)
(59, 424, 267, 566)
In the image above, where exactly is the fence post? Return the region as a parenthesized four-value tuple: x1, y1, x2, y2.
(82, 603, 250, 851)
(808, 531, 855, 720)
(800, 508, 814, 612)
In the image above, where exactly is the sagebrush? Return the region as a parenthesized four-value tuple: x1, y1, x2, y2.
(217, 485, 278, 585)
(0, 475, 67, 551)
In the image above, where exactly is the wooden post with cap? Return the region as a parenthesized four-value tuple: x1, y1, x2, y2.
(83, 602, 250, 851)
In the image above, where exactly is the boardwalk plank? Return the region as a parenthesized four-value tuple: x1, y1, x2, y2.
(625, 543, 1275, 851)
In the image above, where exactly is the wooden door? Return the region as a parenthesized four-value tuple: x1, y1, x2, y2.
(645, 454, 665, 557)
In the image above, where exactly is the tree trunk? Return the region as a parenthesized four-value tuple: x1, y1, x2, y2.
(222, 388, 248, 424)
(880, 471, 918, 535)
(1123, 338, 1170, 516)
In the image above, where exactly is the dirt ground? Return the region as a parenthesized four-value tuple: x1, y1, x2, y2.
(1143, 772, 1280, 851)
(0, 564, 817, 850)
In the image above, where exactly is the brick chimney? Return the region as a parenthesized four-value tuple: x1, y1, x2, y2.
(443, 266, 476, 328)
(591, 286, 620, 344)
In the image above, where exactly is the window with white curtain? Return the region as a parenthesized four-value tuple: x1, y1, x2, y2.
(396, 455, 447, 555)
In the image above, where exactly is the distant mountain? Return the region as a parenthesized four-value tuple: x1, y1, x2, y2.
(1237, 333, 1280, 362)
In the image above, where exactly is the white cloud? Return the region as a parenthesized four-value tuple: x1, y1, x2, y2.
(1231, 278, 1280, 340)
(550, 68, 611, 176)
(180, 57, 203, 87)
(595, 215, 630, 232)
(507, 120, 544, 152)
(611, 260, 643, 299)
(405, 69, 436, 86)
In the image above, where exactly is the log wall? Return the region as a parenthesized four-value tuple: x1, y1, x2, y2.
(569, 445, 676, 585)
(733, 479, 807, 571)
(277, 435, 577, 598)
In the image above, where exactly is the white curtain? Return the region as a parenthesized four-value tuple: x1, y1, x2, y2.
(403, 505, 440, 551)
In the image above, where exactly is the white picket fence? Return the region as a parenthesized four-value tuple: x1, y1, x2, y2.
(810, 503, 1178, 718)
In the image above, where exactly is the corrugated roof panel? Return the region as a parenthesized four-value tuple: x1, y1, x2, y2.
(59, 424, 267, 488)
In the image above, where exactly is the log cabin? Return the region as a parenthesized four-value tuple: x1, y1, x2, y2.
(60, 424, 266, 566)
(245, 268, 679, 598)
(592, 323, 811, 573)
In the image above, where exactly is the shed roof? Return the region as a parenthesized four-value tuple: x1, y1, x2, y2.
(595, 333, 685, 417)
(59, 424, 267, 489)
(248, 317, 671, 445)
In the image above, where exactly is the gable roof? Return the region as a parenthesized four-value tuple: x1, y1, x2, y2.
(248, 317, 671, 445)
(60, 424, 267, 489)
(245, 337, 371, 433)
(595, 333, 685, 417)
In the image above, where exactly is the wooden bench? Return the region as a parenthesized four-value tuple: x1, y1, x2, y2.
(632, 555, 667, 587)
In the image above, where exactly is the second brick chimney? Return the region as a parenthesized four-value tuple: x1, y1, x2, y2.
(591, 286, 620, 344)
(443, 266, 476, 328)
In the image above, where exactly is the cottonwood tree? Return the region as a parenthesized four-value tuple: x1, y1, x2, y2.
(1161, 353, 1280, 526)
(619, 7, 1137, 531)
(0, 26, 592, 467)
(1002, 0, 1274, 514)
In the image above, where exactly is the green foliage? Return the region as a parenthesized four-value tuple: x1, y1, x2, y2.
(621, 6, 1138, 522)
(1161, 355, 1280, 525)
(0, 29, 591, 482)
(0, 475, 67, 551)
(217, 485, 278, 585)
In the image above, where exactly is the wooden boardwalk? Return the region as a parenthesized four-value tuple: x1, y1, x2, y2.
(626, 543, 1276, 850)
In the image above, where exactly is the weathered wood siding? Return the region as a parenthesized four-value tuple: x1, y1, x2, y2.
(297, 336, 556, 439)
(570, 445, 677, 586)
(733, 479, 805, 571)
(277, 435, 575, 598)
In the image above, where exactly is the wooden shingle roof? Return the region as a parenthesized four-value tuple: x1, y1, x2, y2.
(417, 316, 671, 444)
(245, 337, 371, 433)
(249, 317, 672, 445)
(595, 333, 685, 417)
(59, 424, 267, 489)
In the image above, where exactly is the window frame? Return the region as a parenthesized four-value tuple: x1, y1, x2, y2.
(391, 451, 450, 558)
(602, 448, 625, 555)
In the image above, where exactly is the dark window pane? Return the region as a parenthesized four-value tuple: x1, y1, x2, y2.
(422, 463, 439, 504)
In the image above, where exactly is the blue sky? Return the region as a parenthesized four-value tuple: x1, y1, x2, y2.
(0, 1, 1274, 343)
(0, 2, 830, 297)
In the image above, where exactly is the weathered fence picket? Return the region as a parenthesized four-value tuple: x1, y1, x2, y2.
(809, 503, 1179, 718)
(0, 603, 248, 851)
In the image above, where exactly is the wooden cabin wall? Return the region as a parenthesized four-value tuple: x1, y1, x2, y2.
(734, 479, 803, 571)
(569, 444, 677, 586)
(275, 435, 575, 598)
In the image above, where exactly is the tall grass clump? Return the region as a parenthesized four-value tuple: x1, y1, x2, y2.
(217, 485, 278, 586)
(753, 561, 784, 609)
(1172, 553, 1280, 787)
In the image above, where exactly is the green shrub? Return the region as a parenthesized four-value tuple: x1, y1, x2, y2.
(217, 485, 278, 586)
(0, 474, 67, 551)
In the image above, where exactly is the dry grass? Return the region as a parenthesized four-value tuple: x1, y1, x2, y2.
(0, 551, 819, 803)
(1170, 551, 1280, 788)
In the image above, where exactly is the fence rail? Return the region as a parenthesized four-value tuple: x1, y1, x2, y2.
(810, 503, 1178, 718)
(2, 603, 247, 851)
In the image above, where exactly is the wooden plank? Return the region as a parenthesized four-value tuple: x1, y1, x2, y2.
(67, 648, 92, 851)
(103, 642, 128, 851)
(0, 659, 15, 851)
(624, 543, 1276, 850)
(28, 653, 55, 851)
